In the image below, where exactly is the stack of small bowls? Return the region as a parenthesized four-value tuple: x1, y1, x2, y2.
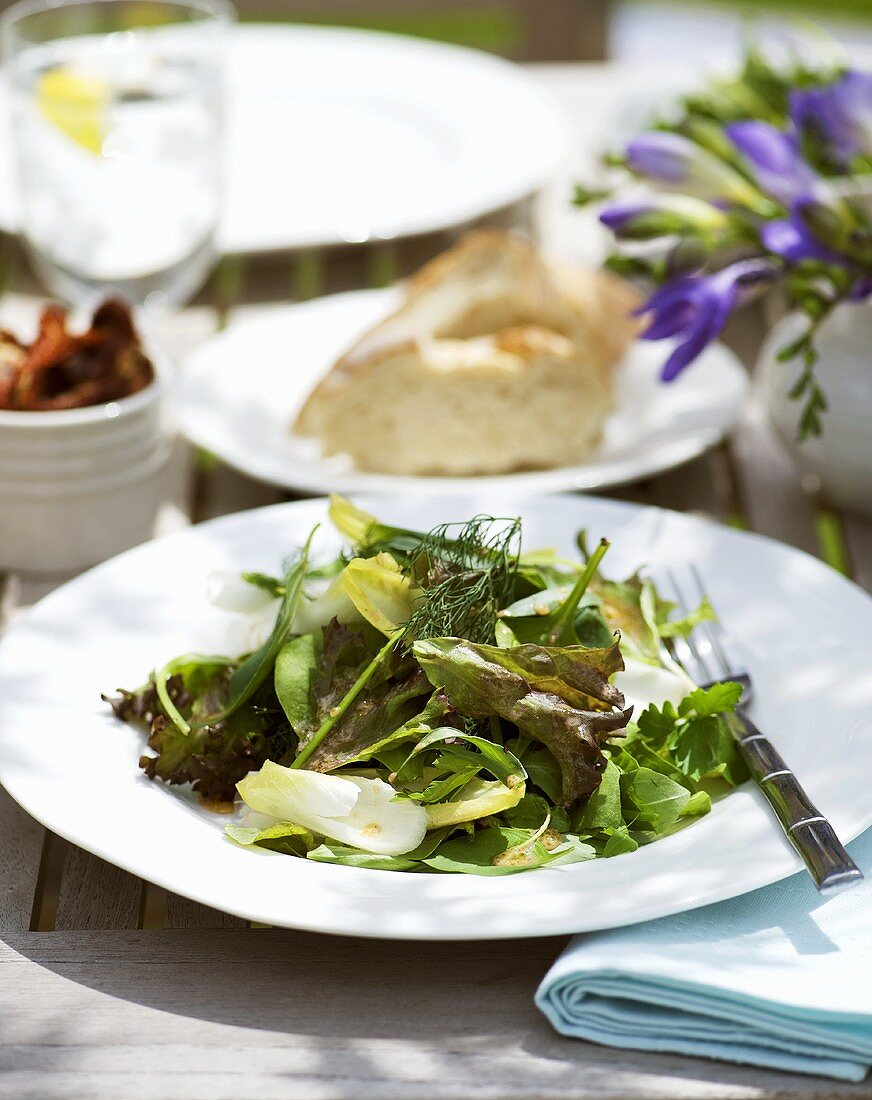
(0, 371, 170, 574)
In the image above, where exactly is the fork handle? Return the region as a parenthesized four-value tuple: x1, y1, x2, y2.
(733, 709, 863, 894)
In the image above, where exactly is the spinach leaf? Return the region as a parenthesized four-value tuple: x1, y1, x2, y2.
(274, 632, 321, 731)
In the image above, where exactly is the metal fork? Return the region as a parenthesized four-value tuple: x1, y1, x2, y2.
(663, 565, 862, 895)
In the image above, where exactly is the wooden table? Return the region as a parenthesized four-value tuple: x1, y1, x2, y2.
(1, 63, 870, 1100)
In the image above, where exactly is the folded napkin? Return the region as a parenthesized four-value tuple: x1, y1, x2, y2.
(536, 831, 872, 1081)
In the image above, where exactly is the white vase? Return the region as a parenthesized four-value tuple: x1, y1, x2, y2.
(759, 301, 872, 516)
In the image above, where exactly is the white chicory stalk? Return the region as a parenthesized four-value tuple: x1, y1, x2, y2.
(614, 657, 694, 718)
(425, 777, 525, 829)
(206, 570, 282, 652)
(236, 761, 428, 856)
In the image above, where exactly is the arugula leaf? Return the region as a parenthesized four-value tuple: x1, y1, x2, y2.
(602, 826, 639, 856)
(414, 638, 628, 806)
(421, 826, 546, 875)
(274, 632, 320, 732)
(403, 726, 526, 787)
(574, 758, 623, 831)
(306, 826, 453, 870)
(621, 767, 693, 832)
(307, 845, 421, 871)
(504, 793, 570, 833)
(658, 596, 716, 640)
(520, 747, 563, 803)
(225, 821, 316, 856)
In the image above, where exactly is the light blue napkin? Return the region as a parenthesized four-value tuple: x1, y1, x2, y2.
(536, 831, 872, 1081)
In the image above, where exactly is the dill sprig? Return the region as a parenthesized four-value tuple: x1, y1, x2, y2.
(401, 515, 522, 644)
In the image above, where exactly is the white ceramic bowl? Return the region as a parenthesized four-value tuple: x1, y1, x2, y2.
(0, 376, 170, 573)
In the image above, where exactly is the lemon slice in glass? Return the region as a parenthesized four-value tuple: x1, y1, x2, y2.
(36, 68, 110, 155)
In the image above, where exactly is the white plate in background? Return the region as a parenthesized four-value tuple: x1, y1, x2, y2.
(0, 24, 570, 253)
(175, 286, 748, 495)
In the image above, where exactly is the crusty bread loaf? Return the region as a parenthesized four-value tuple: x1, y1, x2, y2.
(294, 231, 639, 476)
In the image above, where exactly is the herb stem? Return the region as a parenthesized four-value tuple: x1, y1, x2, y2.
(547, 538, 610, 646)
(292, 634, 397, 769)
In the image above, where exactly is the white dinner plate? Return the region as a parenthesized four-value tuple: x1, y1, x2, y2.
(1, 494, 871, 939)
(0, 24, 569, 254)
(175, 287, 749, 495)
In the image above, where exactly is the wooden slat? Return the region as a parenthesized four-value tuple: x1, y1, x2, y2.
(0, 789, 44, 933)
(164, 894, 248, 929)
(2, 929, 869, 1100)
(728, 399, 820, 556)
(54, 848, 143, 931)
(639, 445, 737, 524)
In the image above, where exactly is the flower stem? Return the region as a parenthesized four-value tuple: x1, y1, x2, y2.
(292, 634, 397, 769)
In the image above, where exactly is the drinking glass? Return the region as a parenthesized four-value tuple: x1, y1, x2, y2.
(1, 0, 233, 308)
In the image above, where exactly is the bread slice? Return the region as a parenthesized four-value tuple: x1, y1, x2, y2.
(294, 231, 638, 476)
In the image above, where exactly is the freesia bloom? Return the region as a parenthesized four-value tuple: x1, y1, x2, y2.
(626, 131, 766, 209)
(637, 258, 775, 381)
(790, 71, 872, 168)
(599, 194, 728, 238)
(726, 121, 817, 206)
(760, 201, 841, 262)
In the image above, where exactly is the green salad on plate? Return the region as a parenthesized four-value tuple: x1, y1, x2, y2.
(105, 496, 747, 874)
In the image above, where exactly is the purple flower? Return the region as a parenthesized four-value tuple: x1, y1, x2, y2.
(760, 202, 841, 262)
(790, 71, 872, 168)
(637, 259, 775, 381)
(625, 132, 764, 207)
(726, 121, 817, 206)
(599, 194, 728, 238)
